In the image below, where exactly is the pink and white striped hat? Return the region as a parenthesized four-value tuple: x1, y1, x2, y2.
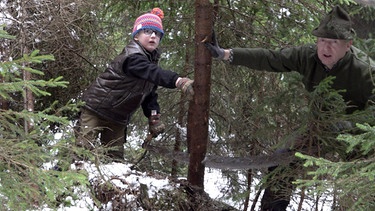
(132, 8, 164, 39)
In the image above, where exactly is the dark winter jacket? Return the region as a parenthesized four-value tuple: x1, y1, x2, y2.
(82, 40, 179, 125)
(232, 44, 375, 113)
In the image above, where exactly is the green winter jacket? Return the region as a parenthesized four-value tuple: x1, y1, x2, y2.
(232, 44, 375, 113)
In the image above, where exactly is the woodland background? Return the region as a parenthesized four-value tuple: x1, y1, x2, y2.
(1, 0, 375, 210)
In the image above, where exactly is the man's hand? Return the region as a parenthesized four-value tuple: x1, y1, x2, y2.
(204, 30, 225, 59)
(149, 114, 165, 138)
(176, 77, 194, 99)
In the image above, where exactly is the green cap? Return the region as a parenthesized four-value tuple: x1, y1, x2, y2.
(312, 6, 355, 40)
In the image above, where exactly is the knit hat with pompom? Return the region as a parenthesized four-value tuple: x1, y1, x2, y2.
(132, 8, 164, 40)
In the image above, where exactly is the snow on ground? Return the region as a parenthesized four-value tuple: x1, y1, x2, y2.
(42, 160, 332, 211)
(39, 130, 333, 211)
(42, 161, 234, 211)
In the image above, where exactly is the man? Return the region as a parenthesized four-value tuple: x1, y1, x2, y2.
(77, 8, 194, 162)
(205, 5, 375, 210)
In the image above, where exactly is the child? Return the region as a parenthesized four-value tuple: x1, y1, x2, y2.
(77, 8, 193, 161)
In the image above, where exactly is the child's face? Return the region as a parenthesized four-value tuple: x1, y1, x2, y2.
(134, 29, 161, 52)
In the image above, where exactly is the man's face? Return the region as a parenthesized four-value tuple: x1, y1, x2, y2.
(316, 37, 352, 69)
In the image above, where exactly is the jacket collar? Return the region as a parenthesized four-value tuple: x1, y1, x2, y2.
(127, 40, 161, 62)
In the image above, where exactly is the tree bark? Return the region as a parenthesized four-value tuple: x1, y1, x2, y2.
(187, 0, 213, 189)
(20, 0, 34, 133)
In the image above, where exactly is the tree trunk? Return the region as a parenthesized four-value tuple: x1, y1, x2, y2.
(20, 0, 34, 133)
(187, 0, 213, 189)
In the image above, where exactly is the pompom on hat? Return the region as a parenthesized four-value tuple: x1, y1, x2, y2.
(312, 5, 356, 40)
(132, 8, 164, 40)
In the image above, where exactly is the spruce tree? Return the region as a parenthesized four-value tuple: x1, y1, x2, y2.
(0, 27, 88, 210)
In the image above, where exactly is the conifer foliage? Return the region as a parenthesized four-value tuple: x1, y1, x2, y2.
(0, 27, 88, 210)
(1, 0, 375, 210)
